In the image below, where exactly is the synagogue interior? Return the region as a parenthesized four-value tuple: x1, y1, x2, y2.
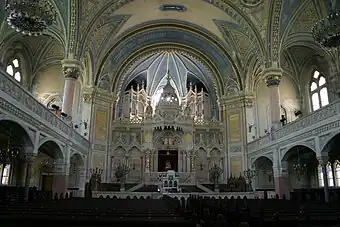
(1, 0, 340, 226)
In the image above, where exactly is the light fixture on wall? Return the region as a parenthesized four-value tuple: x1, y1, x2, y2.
(0, 129, 19, 165)
(312, 0, 340, 48)
(292, 147, 307, 181)
(5, 0, 57, 36)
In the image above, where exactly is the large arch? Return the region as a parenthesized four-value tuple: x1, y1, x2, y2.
(38, 140, 64, 160)
(97, 20, 240, 99)
(78, 0, 265, 62)
(281, 145, 318, 190)
(0, 119, 34, 153)
(321, 132, 340, 157)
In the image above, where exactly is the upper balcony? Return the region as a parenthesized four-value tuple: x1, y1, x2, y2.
(247, 99, 340, 159)
(0, 69, 90, 154)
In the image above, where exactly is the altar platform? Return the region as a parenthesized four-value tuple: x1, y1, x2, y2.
(92, 191, 264, 200)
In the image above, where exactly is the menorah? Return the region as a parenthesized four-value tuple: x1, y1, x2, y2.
(90, 167, 103, 179)
(243, 169, 257, 191)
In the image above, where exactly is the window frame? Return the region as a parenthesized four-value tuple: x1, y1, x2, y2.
(5, 58, 22, 83)
(310, 70, 329, 111)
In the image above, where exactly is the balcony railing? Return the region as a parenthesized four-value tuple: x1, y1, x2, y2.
(247, 100, 340, 154)
(0, 69, 89, 154)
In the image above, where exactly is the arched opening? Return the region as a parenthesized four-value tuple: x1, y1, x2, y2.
(281, 145, 318, 190)
(68, 153, 85, 196)
(321, 133, 340, 188)
(0, 120, 33, 187)
(253, 156, 274, 190)
(31, 141, 63, 192)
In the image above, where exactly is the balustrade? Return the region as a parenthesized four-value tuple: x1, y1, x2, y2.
(247, 100, 340, 155)
(0, 69, 89, 154)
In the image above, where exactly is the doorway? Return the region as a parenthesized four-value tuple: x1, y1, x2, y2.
(158, 150, 178, 172)
(41, 174, 53, 191)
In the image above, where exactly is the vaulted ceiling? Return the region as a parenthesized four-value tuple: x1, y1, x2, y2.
(0, 0, 336, 93)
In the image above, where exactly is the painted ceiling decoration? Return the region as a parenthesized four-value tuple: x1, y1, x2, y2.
(0, 0, 336, 97)
(121, 51, 213, 98)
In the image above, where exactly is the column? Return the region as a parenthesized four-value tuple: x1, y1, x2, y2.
(52, 162, 70, 195)
(317, 155, 330, 202)
(77, 167, 86, 197)
(223, 154, 228, 181)
(263, 68, 283, 129)
(24, 153, 36, 201)
(61, 59, 82, 119)
(273, 161, 290, 199)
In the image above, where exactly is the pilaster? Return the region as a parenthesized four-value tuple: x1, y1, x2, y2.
(219, 93, 253, 177)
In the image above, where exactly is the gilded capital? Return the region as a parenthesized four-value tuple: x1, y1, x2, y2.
(263, 67, 283, 87)
(61, 59, 83, 79)
(24, 153, 37, 163)
(83, 93, 93, 103)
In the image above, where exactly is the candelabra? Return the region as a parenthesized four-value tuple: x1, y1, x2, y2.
(90, 167, 103, 179)
(209, 164, 223, 189)
(243, 169, 257, 191)
(5, 0, 57, 36)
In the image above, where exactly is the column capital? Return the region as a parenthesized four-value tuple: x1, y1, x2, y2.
(263, 67, 283, 87)
(24, 153, 37, 163)
(317, 155, 329, 166)
(61, 59, 83, 79)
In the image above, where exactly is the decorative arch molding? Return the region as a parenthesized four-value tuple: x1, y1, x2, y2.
(280, 143, 317, 162)
(78, 0, 265, 62)
(0, 115, 35, 152)
(99, 21, 240, 98)
(279, 34, 330, 59)
(37, 137, 64, 155)
(251, 154, 273, 166)
(70, 151, 86, 166)
(251, 155, 273, 164)
(320, 132, 340, 155)
(115, 46, 218, 98)
(37, 139, 65, 160)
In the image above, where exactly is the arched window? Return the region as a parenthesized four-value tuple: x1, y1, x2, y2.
(327, 162, 334, 187)
(318, 164, 324, 187)
(310, 70, 328, 111)
(6, 58, 21, 82)
(335, 161, 340, 186)
(0, 164, 11, 185)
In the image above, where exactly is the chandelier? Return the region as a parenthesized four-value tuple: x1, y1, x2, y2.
(0, 130, 20, 165)
(292, 147, 307, 181)
(312, 1, 340, 48)
(5, 0, 57, 36)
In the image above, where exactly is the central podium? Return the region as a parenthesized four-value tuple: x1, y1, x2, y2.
(161, 170, 181, 192)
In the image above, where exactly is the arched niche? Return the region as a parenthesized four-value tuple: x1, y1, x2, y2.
(110, 146, 126, 182)
(253, 156, 274, 190)
(282, 145, 318, 190)
(209, 148, 222, 168)
(127, 146, 143, 182)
